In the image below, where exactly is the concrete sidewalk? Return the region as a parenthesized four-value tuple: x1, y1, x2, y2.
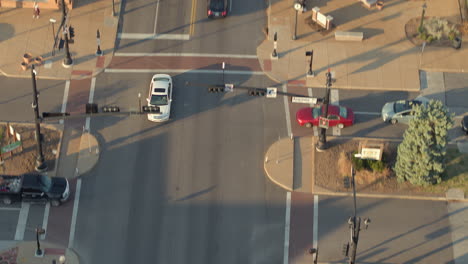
(0, 0, 120, 80)
(257, 0, 468, 90)
(0, 241, 79, 264)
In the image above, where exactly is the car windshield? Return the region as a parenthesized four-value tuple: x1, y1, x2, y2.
(339, 106, 348, 118)
(210, 0, 225, 10)
(394, 100, 410, 113)
(312, 107, 321, 119)
(38, 175, 52, 192)
(150, 94, 168, 106)
(153, 77, 170, 82)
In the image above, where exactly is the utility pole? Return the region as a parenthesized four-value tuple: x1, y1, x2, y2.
(316, 70, 332, 151)
(31, 65, 47, 172)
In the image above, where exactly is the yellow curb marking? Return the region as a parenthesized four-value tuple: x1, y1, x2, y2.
(190, 0, 198, 36)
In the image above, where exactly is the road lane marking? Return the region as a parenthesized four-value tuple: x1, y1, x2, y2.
(190, 0, 197, 36)
(14, 202, 30, 240)
(60, 80, 70, 125)
(41, 202, 50, 240)
(354, 111, 381, 116)
(85, 77, 96, 131)
(117, 33, 190, 40)
(114, 52, 257, 59)
(282, 83, 292, 138)
(105, 68, 265, 75)
(153, 0, 160, 35)
(0, 207, 20, 211)
(68, 178, 81, 248)
(313, 195, 319, 255)
(283, 192, 291, 264)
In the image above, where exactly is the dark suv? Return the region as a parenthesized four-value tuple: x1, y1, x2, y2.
(207, 0, 228, 18)
(1, 174, 70, 206)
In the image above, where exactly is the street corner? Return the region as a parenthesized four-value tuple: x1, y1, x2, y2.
(75, 131, 100, 177)
(264, 137, 294, 191)
(256, 39, 290, 84)
(12, 241, 79, 264)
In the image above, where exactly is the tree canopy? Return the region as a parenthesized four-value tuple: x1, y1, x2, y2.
(394, 99, 453, 186)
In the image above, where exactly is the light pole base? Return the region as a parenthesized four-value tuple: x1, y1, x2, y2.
(307, 71, 315, 77)
(35, 160, 48, 173)
(96, 50, 103, 56)
(270, 53, 279, 60)
(315, 141, 327, 152)
(62, 58, 74, 68)
(292, 35, 297, 40)
(35, 249, 44, 257)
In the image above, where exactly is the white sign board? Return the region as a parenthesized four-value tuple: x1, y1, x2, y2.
(266, 87, 277, 98)
(292, 97, 317, 104)
(317, 12, 327, 27)
(360, 148, 382, 160)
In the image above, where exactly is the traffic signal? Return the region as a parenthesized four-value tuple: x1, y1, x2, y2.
(58, 38, 64, 50)
(248, 88, 266, 96)
(42, 112, 70, 118)
(85, 103, 98, 114)
(102, 106, 120, 112)
(69, 26, 75, 39)
(208, 86, 224, 93)
(142, 106, 160, 113)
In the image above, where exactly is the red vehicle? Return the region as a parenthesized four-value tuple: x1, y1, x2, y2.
(296, 105, 354, 128)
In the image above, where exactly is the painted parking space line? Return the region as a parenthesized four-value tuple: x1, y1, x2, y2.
(68, 178, 81, 248)
(354, 111, 381, 116)
(14, 202, 30, 241)
(40, 203, 50, 240)
(283, 83, 292, 138)
(114, 52, 258, 59)
(284, 192, 291, 264)
(153, 0, 160, 35)
(117, 33, 190, 40)
(105, 68, 265, 75)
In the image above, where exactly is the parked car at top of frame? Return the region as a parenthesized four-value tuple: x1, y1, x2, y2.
(381, 97, 429, 125)
(207, 0, 228, 18)
(147, 74, 173, 122)
(296, 104, 355, 128)
(462, 115, 468, 134)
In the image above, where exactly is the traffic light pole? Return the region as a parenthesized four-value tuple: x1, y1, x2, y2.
(316, 70, 331, 151)
(31, 65, 47, 172)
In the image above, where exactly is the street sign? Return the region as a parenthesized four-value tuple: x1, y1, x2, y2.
(292, 96, 317, 104)
(266, 87, 277, 98)
(225, 83, 234, 92)
(1, 141, 21, 154)
(318, 116, 329, 129)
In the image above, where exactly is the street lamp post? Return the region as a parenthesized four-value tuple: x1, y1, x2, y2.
(35, 227, 46, 257)
(316, 70, 332, 151)
(31, 65, 47, 172)
(419, 2, 427, 33)
(96, 29, 103, 56)
(292, 2, 302, 40)
(61, 0, 73, 67)
(346, 167, 371, 264)
(306, 50, 315, 77)
(272, 32, 278, 58)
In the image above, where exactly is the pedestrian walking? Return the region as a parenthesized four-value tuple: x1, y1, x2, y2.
(33, 2, 40, 19)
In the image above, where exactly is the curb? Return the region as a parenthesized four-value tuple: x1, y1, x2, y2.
(313, 189, 468, 202)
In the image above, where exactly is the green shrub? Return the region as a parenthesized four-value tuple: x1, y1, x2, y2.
(369, 160, 386, 173)
(351, 151, 365, 171)
(427, 35, 434, 43)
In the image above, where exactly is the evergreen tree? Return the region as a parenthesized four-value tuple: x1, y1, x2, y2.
(394, 100, 453, 186)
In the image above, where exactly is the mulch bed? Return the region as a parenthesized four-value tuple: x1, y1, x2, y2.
(405, 17, 460, 47)
(314, 138, 445, 197)
(0, 124, 60, 175)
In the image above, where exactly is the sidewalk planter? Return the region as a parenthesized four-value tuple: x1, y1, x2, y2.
(23, 53, 33, 64)
(20, 62, 28, 71)
(34, 56, 43, 65)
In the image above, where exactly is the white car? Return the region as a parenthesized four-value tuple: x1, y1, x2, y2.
(147, 74, 172, 122)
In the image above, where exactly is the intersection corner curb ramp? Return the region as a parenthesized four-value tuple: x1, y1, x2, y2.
(264, 137, 294, 191)
(75, 132, 100, 178)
